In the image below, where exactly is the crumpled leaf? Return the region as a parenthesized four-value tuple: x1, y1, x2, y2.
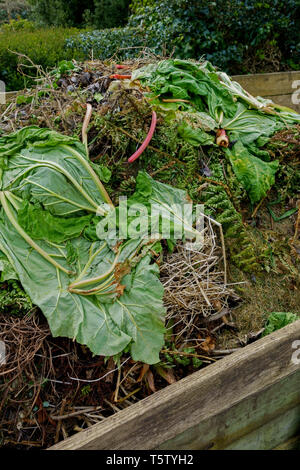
(0, 126, 110, 217)
(132, 58, 237, 122)
(262, 312, 298, 336)
(108, 256, 165, 364)
(226, 142, 279, 204)
(91, 163, 112, 183)
(0, 252, 18, 281)
(132, 59, 300, 204)
(17, 200, 93, 243)
(0, 125, 79, 160)
(128, 171, 202, 243)
(178, 122, 215, 146)
(0, 208, 164, 363)
(222, 102, 284, 146)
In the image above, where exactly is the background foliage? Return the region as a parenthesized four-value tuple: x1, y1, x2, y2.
(0, 0, 29, 23)
(0, 27, 83, 90)
(0, 0, 299, 90)
(27, 0, 131, 28)
(129, 0, 300, 73)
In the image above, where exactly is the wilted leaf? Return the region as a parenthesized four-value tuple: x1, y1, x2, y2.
(145, 369, 156, 393)
(155, 365, 176, 384)
(226, 141, 279, 204)
(263, 312, 298, 336)
(200, 336, 216, 352)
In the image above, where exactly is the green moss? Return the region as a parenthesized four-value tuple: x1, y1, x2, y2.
(0, 280, 32, 316)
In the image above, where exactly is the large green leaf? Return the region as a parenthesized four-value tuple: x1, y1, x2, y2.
(128, 171, 203, 242)
(1, 128, 208, 363)
(0, 126, 111, 216)
(17, 200, 94, 243)
(177, 122, 215, 146)
(132, 59, 237, 121)
(0, 205, 165, 363)
(222, 102, 284, 146)
(108, 256, 165, 364)
(226, 142, 279, 204)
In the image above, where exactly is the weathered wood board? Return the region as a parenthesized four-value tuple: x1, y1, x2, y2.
(232, 71, 300, 113)
(50, 320, 300, 450)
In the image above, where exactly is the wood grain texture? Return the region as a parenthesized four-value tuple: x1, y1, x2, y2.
(232, 71, 300, 96)
(274, 434, 300, 450)
(225, 405, 300, 450)
(49, 320, 300, 450)
(232, 71, 300, 113)
(159, 372, 300, 449)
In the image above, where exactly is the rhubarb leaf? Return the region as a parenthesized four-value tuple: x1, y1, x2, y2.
(222, 102, 284, 146)
(0, 210, 164, 362)
(17, 200, 94, 243)
(226, 142, 279, 204)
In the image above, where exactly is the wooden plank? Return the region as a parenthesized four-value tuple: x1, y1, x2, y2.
(232, 71, 300, 97)
(232, 71, 300, 113)
(225, 405, 300, 450)
(5, 91, 19, 98)
(274, 434, 300, 450)
(159, 371, 300, 449)
(0, 91, 19, 108)
(49, 320, 300, 450)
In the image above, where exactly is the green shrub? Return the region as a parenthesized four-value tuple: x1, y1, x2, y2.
(128, 0, 300, 74)
(65, 0, 300, 75)
(88, 0, 131, 29)
(65, 26, 147, 61)
(0, 0, 30, 25)
(0, 27, 83, 90)
(0, 18, 37, 32)
(27, 0, 131, 29)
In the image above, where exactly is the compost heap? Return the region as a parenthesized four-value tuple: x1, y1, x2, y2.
(0, 58, 299, 367)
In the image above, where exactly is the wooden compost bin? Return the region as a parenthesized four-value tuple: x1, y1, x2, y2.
(48, 70, 300, 451)
(50, 320, 300, 450)
(2, 70, 299, 450)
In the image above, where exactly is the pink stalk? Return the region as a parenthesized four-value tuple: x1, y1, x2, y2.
(128, 111, 157, 163)
(110, 74, 132, 79)
(82, 103, 93, 155)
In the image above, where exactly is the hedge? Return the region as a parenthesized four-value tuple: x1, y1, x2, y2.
(0, 27, 84, 91)
(128, 0, 300, 74)
(1, 0, 299, 91)
(65, 27, 148, 61)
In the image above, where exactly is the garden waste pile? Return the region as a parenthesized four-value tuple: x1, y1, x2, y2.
(0, 56, 299, 448)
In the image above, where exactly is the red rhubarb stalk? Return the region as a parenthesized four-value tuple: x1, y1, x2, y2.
(128, 111, 157, 163)
(110, 74, 132, 79)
